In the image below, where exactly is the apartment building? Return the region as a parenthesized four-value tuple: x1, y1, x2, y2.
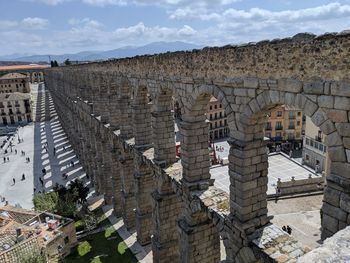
(0, 93, 32, 126)
(207, 96, 229, 140)
(0, 73, 30, 94)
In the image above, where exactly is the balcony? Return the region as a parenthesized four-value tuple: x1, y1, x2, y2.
(289, 116, 296, 120)
(275, 126, 283, 130)
(288, 125, 295, 129)
(265, 126, 272, 131)
(16, 111, 22, 115)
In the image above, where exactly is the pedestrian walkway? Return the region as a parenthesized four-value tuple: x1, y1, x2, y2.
(0, 83, 91, 209)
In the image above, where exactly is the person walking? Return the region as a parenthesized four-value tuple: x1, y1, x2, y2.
(22, 174, 25, 181)
(7, 157, 9, 162)
(286, 225, 292, 235)
(12, 178, 15, 185)
(3, 157, 5, 163)
(15, 149, 17, 154)
(27, 157, 30, 163)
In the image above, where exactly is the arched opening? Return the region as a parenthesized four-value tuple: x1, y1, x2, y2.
(177, 85, 234, 261)
(226, 89, 346, 260)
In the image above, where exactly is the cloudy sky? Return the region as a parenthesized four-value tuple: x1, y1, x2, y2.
(1, 0, 350, 55)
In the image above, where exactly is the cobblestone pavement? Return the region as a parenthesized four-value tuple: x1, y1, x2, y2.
(210, 152, 320, 195)
(0, 83, 91, 209)
(268, 195, 323, 249)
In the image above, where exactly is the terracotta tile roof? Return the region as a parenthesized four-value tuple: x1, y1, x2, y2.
(0, 64, 50, 71)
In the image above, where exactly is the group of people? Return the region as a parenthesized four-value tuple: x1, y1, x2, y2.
(12, 173, 26, 185)
(282, 225, 292, 235)
(215, 145, 225, 152)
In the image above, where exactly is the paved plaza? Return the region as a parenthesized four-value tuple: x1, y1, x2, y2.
(0, 84, 91, 209)
(211, 150, 320, 195)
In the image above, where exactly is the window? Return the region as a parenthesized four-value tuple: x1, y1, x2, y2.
(306, 138, 310, 145)
(297, 112, 301, 116)
(288, 120, 295, 129)
(319, 144, 324, 152)
(265, 122, 272, 130)
(215, 122, 217, 128)
(276, 121, 283, 130)
(210, 105, 212, 110)
(289, 112, 295, 119)
(220, 120, 222, 127)
(210, 123, 212, 129)
(277, 111, 282, 117)
(224, 120, 227, 126)
(214, 105, 217, 109)
(305, 154, 310, 161)
(215, 113, 217, 119)
(297, 121, 301, 126)
(210, 114, 212, 120)
(219, 112, 222, 118)
(219, 104, 222, 108)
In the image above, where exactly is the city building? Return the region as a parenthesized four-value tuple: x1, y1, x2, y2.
(0, 206, 77, 263)
(0, 73, 30, 94)
(0, 93, 32, 126)
(207, 96, 229, 140)
(302, 116, 329, 174)
(264, 105, 304, 152)
(0, 64, 49, 84)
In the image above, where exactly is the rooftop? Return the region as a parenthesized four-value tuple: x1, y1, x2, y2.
(0, 206, 72, 253)
(0, 92, 31, 101)
(0, 64, 50, 71)
(0, 73, 28, 80)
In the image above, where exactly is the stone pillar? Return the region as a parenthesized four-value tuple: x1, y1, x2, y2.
(151, 93, 180, 262)
(178, 115, 220, 263)
(111, 148, 122, 217)
(152, 180, 181, 263)
(132, 86, 154, 245)
(152, 94, 176, 164)
(226, 131, 269, 261)
(120, 148, 136, 229)
(101, 130, 114, 205)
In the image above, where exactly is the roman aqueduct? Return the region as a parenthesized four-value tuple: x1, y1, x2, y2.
(44, 31, 350, 262)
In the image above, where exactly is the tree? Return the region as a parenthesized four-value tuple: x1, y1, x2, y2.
(19, 248, 46, 263)
(64, 58, 71, 65)
(33, 192, 58, 213)
(50, 60, 59, 67)
(68, 178, 89, 203)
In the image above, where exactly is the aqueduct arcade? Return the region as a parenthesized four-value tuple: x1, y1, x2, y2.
(44, 31, 350, 262)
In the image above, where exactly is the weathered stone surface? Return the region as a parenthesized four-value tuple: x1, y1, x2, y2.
(298, 226, 350, 263)
(334, 96, 350, 110)
(44, 31, 350, 263)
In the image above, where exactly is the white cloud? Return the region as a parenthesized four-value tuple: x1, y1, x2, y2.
(81, 0, 127, 6)
(81, 0, 240, 7)
(24, 0, 66, 5)
(68, 18, 104, 28)
(21, 17, 49, 29)
(0, 20, 19, 30)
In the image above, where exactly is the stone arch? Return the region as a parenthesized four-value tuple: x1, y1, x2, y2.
(226, 86, 350, 261)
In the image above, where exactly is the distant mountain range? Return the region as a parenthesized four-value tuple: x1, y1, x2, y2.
(0, 41, 203, 63)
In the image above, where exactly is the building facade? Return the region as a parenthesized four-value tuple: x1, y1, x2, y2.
(0, 73, 30, 94)
(0, 206, 77, 263)
(264, 105, 304, 151)
(302, 116, 329, 174)
(207, 96, 229, 140)
(0, 93, 32, 126)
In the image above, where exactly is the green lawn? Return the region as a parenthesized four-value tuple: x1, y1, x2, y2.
(64, 226, 138, 263)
